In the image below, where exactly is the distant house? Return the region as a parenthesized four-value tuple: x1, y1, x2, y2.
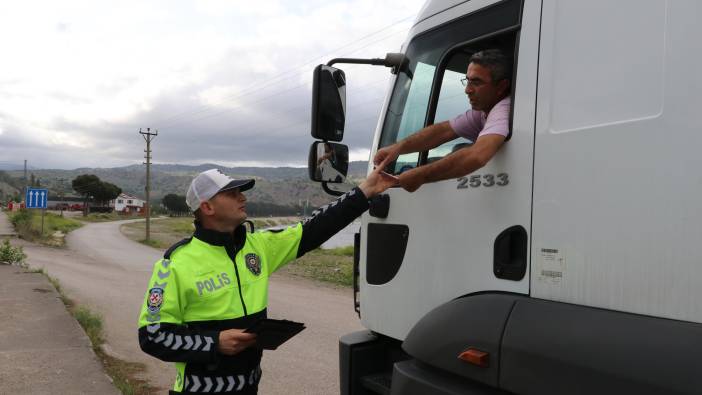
(111, 193, 145, 215)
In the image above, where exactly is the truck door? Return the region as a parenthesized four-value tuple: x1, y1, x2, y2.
(359, 0, 540, 340)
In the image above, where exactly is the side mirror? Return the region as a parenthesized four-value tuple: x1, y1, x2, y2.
(311, 65, 346, 142)
(308, 141, 349, 183)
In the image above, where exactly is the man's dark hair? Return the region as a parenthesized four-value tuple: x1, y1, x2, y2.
(469, 49, 512, 83)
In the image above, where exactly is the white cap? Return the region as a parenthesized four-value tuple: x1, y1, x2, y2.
(186, 169, 254, 212)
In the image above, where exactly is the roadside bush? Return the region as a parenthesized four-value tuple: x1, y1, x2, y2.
(0, 239, 27, 266)
(10, 209, 32, 227)
(10, 210, 40, 240)
(10, 209, 82, 244)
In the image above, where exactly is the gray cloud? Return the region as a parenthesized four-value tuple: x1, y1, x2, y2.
(0, 0, 422, 169)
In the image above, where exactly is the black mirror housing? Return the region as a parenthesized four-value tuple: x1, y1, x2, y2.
(311, 65, 346, 142)
(308, 141, 349, 183)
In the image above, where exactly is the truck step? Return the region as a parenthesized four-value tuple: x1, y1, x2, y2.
(360, 373, 392, 395)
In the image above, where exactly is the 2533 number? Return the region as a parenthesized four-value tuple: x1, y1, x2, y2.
(457, 173, 509, 189)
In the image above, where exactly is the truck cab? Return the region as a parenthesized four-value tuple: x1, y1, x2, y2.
(308, 1, 702, 394)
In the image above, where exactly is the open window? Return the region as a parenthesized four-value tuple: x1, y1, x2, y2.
(377, 0, 521, 175)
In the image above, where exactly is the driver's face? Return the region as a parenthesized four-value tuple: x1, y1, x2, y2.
(464, 63, 508, 112)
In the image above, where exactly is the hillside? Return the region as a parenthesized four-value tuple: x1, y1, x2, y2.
(0, 171, 21, 201)
(5, 162, 370, 208)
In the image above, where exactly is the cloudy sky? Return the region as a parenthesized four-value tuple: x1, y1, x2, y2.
(0, 0, 427, 169)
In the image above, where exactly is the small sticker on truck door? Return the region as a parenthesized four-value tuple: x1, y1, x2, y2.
(537, 248, 565, 284)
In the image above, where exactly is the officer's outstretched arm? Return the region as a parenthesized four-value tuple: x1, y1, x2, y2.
(296, 187, 370, 258)
(296, 167, 395, 257)
(137, 259, 219, 363)
(259, 167, 395, 274)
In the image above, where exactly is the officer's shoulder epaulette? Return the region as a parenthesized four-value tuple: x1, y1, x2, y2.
(163, 237, 193, 260)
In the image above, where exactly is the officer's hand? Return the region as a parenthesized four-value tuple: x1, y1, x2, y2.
(218, 329, 257, 355)
(359, 166, 398, 198)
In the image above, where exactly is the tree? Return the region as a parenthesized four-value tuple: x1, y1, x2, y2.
(72, 174, 102, 216)
(162, 194, 189, 215)
(93, 182, 121, 206)
(72, 174, 101, 197)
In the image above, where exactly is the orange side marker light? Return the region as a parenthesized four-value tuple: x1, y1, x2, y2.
(458, 348, 489, 368)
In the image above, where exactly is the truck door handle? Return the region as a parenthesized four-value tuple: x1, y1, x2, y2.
(493, 225, 527, 281)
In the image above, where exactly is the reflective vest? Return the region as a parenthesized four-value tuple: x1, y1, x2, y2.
(138, 223, 303, 393)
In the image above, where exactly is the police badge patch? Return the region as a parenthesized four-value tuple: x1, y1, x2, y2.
(147, 287, 164, 314)
(245, 253, 262, 276)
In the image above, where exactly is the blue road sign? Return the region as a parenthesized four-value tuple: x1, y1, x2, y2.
(26, 188, 49, 209)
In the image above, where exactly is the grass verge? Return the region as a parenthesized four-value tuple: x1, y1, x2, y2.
(32, 267, 158, 395)
(279, 246, 354, 286)
(10, 209, 83, 246)
(121, 217, 195, 249)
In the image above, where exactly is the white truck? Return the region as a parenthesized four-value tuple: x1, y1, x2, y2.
(307, 0, 702, 394)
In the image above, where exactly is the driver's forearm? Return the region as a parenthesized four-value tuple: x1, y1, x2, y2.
(398, 121, 456, 154)
(414, 149, 484, 184)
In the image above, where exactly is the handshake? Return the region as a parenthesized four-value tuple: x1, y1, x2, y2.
(356, 141, 429, 197)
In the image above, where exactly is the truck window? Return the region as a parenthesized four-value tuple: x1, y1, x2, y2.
(427, 51, 475, 162)
(376, 0, 521, 175)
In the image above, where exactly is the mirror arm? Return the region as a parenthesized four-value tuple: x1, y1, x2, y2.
(327, 53, 407, 74)
(322, 182, 346, 197)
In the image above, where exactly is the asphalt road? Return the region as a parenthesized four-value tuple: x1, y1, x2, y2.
(22, 219, 363, 394)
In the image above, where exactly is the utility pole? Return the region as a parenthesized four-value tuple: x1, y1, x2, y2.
(58, 178, 65, 217)
(23, 160, 27, 205)
(140, 128, 158, 242)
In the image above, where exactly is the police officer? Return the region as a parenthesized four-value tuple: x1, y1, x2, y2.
(138, 167, 396, 394)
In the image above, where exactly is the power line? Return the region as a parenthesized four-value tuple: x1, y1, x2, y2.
(149, 15, 414, 129)
(156, 54, 398, 131)
(159, 71, 392, 131)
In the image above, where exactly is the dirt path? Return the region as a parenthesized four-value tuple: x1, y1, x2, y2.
(21, 219, 363, 394)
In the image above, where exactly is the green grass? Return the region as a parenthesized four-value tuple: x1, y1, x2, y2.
(280, 246, 354, 286)
(249, 217, 297, 229)
(10, 210, 83, 246)
(121, 217, 195, 250)
(139, 238, 162, 248)
(30, 212, 83, 233)
(73, 306, 104, 345)
(321, 245, 354, 256)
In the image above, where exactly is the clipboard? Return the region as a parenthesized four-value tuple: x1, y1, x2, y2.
(244, 318, 306, 350)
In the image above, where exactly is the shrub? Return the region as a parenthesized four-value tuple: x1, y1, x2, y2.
(9, 209, 39, 240)
(10, 209, 32, 227)
(0, 239, 27, 266)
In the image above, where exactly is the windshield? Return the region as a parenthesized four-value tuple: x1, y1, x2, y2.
(379, 34, 445, 174)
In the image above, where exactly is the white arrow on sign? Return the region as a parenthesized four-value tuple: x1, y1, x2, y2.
(40, 191, 45, 208)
